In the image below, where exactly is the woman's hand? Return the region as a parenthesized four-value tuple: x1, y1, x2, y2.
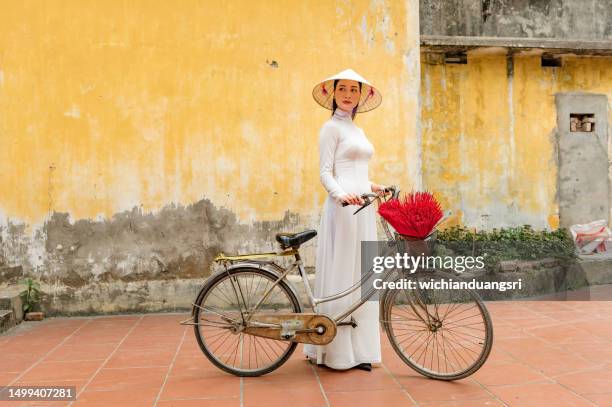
(340, 193, 365, 206)
(371, 183, 390, 197)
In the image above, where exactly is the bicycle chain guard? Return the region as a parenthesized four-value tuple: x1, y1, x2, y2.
(243, 313, 337, 345)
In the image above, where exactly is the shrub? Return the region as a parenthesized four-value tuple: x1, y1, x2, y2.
(436, 225, 576, 272)
(19, 278, 41, 313)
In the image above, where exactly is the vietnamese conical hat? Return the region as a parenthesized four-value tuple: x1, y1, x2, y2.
(312, 69, 382, 113)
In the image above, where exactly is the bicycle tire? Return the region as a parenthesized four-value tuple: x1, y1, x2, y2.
(193, 266, 302, 377)
(382, 270, 493, 380)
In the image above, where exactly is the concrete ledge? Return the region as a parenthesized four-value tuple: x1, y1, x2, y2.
(0, 310, 15, 334)
(34, 275, 318, 316)
(421, 35, 612, 50)
(0, 288, 23, 334)
(462, 257, 612, 301)
(421, 35, 612, 55)
(2, 257, 609, 316)
(577, 258, 612, 285)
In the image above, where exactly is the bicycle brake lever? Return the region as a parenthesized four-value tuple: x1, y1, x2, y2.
(352, 189, 391, 214)
(341, 193, 376, 208)
(353, 196, 373, 214)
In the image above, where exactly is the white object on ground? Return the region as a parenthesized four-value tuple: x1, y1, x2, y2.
(569, 219, 611, 254)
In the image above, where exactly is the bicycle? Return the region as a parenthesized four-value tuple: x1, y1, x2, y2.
(180, 186, 493, 379)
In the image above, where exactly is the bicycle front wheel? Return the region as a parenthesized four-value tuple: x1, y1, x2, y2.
(193, 266, 302, 377)
(382, 270, 493, 380)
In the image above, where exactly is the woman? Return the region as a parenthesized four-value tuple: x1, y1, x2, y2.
(303, 69, 387, 371)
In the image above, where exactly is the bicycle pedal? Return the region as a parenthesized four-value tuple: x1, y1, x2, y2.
(337, 317, 358, 328)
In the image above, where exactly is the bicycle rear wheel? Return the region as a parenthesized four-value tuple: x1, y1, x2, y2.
(193, 267, 302, 377)
(382, 270, 493, 380)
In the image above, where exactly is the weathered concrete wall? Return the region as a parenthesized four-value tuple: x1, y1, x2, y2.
(421, 0, 612, 40)
(421, 52, 612, 229)
(0, 1, 421, 313)
(1, 200, 308, 314)
(556, 93, 609, 227)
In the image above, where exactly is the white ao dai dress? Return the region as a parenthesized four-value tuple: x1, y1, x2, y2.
(303, 108, 382, 369)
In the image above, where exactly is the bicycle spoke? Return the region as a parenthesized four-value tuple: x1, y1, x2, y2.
(216, 280, 240, 310)
(444, 323, 486, 333)
(232, 333, 242, 369)
(210, 330, 234, 355)
(444, 304, 478, 321)
(444, 326, 485, 342)
(409, 330, 432, 361)
(444, 316, 484, 327)
(398, 329, 427, 350)
(249, 275, 265, 311)
(440, 328, 465, 371)
(443, 326, 485, 348)
(443, 328, 481, 355)
(246, 274, 255, 310)
(439, 328, 457, 373)
(254, 336, 273, 364)
(443, 330, 471, 367)
(195, 269, 298, 375)
(384, 271, 492, 379)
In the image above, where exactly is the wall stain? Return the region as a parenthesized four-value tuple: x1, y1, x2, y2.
(0, 197, 305, 314)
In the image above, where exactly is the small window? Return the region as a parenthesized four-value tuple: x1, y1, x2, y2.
(570, 114, 595, 132)
(541, 54, 562, 67)
(444, 52, 467, 64)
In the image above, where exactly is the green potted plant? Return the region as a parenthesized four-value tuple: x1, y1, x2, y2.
(19, 278, 44, 321)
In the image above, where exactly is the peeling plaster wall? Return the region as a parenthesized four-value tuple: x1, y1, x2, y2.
(0, 1, 421, 313)
(421, 52, 612, 229)
(1, 200, 307, 314)
(421, 0, 612, 40)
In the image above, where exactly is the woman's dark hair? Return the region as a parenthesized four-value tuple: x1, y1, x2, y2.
(332, 79, 362, 119)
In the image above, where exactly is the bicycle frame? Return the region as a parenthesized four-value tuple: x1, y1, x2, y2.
(296, 242, 401, 323)
(209, 186, 436, 328)
(213, 236, 404, 326)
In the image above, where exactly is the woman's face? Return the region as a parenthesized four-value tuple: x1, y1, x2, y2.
(334, 79, 361, 113)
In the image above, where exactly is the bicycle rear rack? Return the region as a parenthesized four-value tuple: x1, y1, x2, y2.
(213, 248, 298, 264)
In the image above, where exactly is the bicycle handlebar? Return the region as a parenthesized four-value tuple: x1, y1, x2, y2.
(341, 185, 397, 206)
(341, 185, 399, 214)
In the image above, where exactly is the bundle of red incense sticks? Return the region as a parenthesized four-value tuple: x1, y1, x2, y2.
(378, 191, 443, 239)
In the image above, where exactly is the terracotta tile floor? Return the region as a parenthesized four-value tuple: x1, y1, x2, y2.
(1, 301, 612, 406)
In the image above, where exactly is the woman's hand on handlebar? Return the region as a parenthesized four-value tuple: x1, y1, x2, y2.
(371, 183, 391, 197)
(340, 193, 365, 206)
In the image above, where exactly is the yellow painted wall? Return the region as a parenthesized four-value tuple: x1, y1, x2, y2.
(0, 0, 421, 226)
(421, 51, 612, 229)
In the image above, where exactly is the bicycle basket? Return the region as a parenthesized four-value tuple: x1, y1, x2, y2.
(394, 230, 437, 257)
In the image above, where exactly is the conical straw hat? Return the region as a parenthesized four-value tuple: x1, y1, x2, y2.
(312, 69, 382, 113)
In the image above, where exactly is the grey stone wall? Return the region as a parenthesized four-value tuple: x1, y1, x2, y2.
(421, 0, 612, 40)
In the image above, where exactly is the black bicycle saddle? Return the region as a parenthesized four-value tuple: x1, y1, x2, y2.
(275, 230, 317, 249)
